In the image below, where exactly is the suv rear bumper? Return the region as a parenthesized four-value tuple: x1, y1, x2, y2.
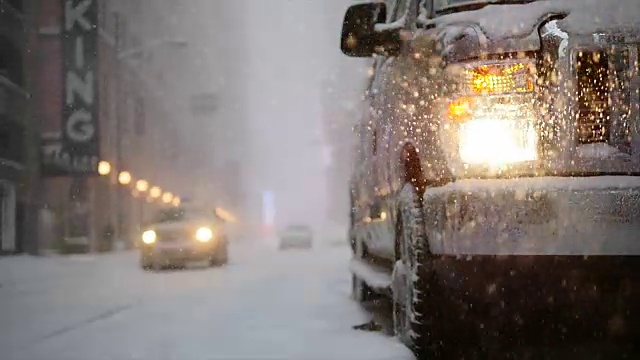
(424, 176, 640, 256)
(431, 254, 640, 344)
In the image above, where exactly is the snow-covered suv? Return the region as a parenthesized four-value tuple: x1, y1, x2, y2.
(342, 0, 640, 358)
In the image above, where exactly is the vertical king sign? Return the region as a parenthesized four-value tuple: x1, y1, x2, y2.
(43, 0, 99, 176)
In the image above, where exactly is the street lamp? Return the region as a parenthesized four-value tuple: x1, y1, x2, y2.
(117, 171, 132, 185)
(172, 197, 181, 207)
(98, 161, 112, 176)
(134, 180, 149, 231)
(149, 186, 162, 199)
(162, 192, 174, 204)
(112, 10, 188, 245)
(136, 180, 149, 192)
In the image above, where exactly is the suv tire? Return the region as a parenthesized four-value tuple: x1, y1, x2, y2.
(392, 183, 459, 359)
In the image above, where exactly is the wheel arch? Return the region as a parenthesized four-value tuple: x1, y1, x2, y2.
(399, 142, 426, 195)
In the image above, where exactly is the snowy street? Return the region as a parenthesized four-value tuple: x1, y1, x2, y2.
(0, 242, 412, 360)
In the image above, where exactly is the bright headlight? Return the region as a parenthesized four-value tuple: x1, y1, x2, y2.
(459, 118, 538, 167)
(142, 230, 156, 244)
(195, 227, 213, 242)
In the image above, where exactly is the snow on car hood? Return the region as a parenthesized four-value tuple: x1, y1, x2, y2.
(149, 219, 211, 232)
(420, 0, 640, 60)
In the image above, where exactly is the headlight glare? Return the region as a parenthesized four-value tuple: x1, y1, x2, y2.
(142, 230, 156, 244)
(458, 118, 538, 167)
(195, 227, 213, 242)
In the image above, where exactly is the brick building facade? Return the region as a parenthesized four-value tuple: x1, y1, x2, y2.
(35, 0, 182, 252)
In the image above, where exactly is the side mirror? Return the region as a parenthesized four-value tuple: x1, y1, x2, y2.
(340, 2, 402, 58)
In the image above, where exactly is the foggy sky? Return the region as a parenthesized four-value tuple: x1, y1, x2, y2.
(149, 1, 366, 231)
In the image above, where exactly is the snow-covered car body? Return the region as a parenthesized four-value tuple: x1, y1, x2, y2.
(139, 207, 228, 269)
(342, 0, 640, 355)
(278, 225, 313, 250)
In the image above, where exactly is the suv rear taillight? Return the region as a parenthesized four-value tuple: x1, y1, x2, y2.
(576, 50, 611, 144)
(575, 46, 635, 150)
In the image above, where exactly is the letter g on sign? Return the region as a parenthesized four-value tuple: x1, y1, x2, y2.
(66, 109, 95, 142)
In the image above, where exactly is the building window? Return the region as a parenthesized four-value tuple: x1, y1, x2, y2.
(2, 0, 23, 13)
(0, 85, 6, 115)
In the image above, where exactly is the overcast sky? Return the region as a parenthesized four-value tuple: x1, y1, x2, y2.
(152, 0, 368, 231)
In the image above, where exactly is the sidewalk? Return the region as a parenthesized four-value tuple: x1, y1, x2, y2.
(0, 250, 133, 291)
(0, 250, 142, 356)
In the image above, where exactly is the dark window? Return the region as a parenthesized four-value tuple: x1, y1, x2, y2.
(390, 0, 410, 21)
(3, 0, 23, 12)
(420, 0, 434, 18)
(0, 37, 24, 86)
(0, 115, 24, 164)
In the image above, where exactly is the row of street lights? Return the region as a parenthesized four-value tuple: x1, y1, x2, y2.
(97, 160, 181, 207)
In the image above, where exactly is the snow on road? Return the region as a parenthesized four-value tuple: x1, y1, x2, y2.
(0, 242, 412, 360)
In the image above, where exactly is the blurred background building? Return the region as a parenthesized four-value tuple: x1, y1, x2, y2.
(0, 0, 39, 255)
(2, 0, 370, 254)
(33, 0, 206, 253)
(31, 0, 251, 253)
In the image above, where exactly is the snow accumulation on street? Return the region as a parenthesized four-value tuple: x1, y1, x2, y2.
(0, 242, 413, 360)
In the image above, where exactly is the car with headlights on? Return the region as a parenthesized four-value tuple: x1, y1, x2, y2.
(278, 224, 313, 250)
(341, 0, 640, 358)
(139, 206, 229, 270)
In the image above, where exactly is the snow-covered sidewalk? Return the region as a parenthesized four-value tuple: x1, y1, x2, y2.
(1, 242, 413, 360)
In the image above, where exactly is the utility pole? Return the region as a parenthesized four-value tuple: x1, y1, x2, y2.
(113, 11, 123, 248)
(108, 12, 186, 250)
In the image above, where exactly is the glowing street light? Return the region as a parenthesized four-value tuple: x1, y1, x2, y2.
(172, 197, 181, 207)
(136, 179, 149, 192)
(98, 161, 112, 176)
(118, 171, 132, 185)
(162, 192, 174, 204)
(149, 186, 162, 199)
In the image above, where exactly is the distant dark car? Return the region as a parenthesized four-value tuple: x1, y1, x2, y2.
(139, 206, 228, 270)
(278, 224, 313, 250)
